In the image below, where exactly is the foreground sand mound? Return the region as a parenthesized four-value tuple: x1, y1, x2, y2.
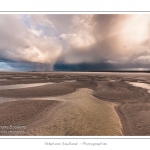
(0, 89, 122, 136)
(27, 89, 122, 136)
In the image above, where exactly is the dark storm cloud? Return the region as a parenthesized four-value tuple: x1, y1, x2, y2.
(56, 14, 150, 71)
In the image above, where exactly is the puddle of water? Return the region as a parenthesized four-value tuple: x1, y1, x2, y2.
(0, 79, 6, 81)
(64, 80, 76, 82)
(13, 77, 26, 79)
(0, 97, 17, 105)
(0, 82, 53, 90)
(109, 80, 116, 82)
(128, 82, 150, 93)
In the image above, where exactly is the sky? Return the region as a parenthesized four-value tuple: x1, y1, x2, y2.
(0, 14, 150, 71)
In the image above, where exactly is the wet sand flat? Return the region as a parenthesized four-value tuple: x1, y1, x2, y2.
(0, 72, 150, 135)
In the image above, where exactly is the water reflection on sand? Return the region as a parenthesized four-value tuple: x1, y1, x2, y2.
(0, 82, 53, 90)
(0, 97, 17, 105)
(0, 79, 7, 81)
(128, 82, 150, 93)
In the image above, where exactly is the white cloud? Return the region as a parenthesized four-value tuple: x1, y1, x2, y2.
(0, 14, 63, 70)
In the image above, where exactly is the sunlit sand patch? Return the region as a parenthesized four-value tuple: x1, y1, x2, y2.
(27, 88, 122, 136)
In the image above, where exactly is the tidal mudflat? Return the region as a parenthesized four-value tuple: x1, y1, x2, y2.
(0, 72, 150, 135)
